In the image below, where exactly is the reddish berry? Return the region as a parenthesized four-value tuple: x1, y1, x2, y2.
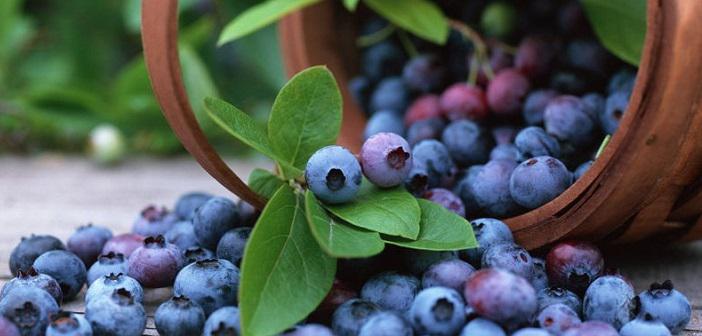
(546, 241, 604, 295)
(487, 68, 531, 116)
(439, 84, 488, 121)
(405, 95, 442, 125)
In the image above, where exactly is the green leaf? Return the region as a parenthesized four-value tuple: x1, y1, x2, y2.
(383, 199, 477, 251)
(204, 96, 303, 176)
(363, 0, 449, 45)
(581, 0, 646, 65)
(304, 191, 385, 258)
(325, 180, 420, 239)
(240, 186, 336, 336)
(218, 0, 322, 45)
(343, 0, 360, 11)
(248, 168, 286, 200)
(267, 66, 342, 174)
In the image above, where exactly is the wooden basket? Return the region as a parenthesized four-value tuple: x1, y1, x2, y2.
(141, 0, 702, 250)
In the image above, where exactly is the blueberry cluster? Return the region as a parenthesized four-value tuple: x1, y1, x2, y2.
(348, 0, 637, 218)
(0, 192, 256, 336)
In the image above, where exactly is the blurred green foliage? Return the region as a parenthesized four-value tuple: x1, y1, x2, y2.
(0, 0, 285, 155)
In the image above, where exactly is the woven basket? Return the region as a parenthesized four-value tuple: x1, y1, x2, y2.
(141, 0, 702, 249)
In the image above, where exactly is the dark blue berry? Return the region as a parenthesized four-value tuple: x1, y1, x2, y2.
(441, 120, 493, 166)
(362, 42, 406, 82)
(574, 160, 593, 180)
(601, 90, 628, 134)
(608, 69, 636, 95)
(237, 200, 258, 227)
(537, 303, 581, 334)
(331, 299, 381, 336)
(131, 205, 179, 237)
(370, 77, 410, 113)
(583, 275, 635, 329)
(481, 242, 535, 281)
(1, 267, 63, 305)
(174, 259, 240, 315)
(515, 37, 558, 80)
(0, 286, 59, 336)
(85, 288, 146, 336)
(544, 95, 598, 148)
(582, 93, 605, 121)
(364, 111, 405, 140)
(361, 272, 420, 313)
(46, 311, 92, 336)
(32, 250, 86, 301)
(216, 227, 251, 266)
(406, 117, 445, 146)
(410, 286, 466, 335)
(9, 234, 65, 276)
(515, 126, 561, 159)
(459, 318, 506, 336)
(165, 220, 200, 251)
(349, 76, 373, 112)
(490, 143, 522, 162)
(566, 39, 612, 76)
(470, 159, 522, 217)
(203, 306, 240, 335)
(67, 224, 113, 267)
(360, 132, 412, 188)
(155, 295, 206, 336)
(509, 156, 572, 209)
(182, 246, 215, 265)
(306, 145, 363, 204)
(359, 311, 412, 336)
(174, 192, 212, 220)
(87, 252, 128, 286)
(85, 273, 144, 304)
(461, 218, 514, 266)
(452, 165, 483, 216)
(537, 287, 582, 315)
(193, 197, 240, 249)
(422, 258, 475, 292)
(402, 54, 446, 93)
(531, 257, 549, 292)
(406, 140, 456, 194)
(636, 280, 691, 334)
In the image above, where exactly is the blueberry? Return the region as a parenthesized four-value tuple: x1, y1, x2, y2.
(101, 233, 145, 258)
(216, 227, 251, 266)
(1, 267, 63, 305)
(155, 295, 206, 336)
(515, 126, 561, 160)
(461, 218, 514, 266)
(583, 275, 635, 329)
(441, 120, 493, 166)
(492, 125, 519, 145)
(566, 39, 611, 76)
(574, 160, 593, 180)
(331, 299, 381, 336)
(9, 234, 65, 276)
(174, 259, 239, 316)
(174, 191, 212, 220)
(635, 280, 691, 334)
(544, 95, 598, 148)
(0, 316, 20, 336)
(306, 145, 363, 204)
(608, 69, 636, 95)
(203, 306, 241, 335)
(531, 258, 549, 292)
(183, 246, 216, 265)
(404, 94, 443, 126)
(85, 288, 146, 336)
(364, 111, 405, 140)
(487, 68, 531, 116)
(480, 1, 517, 38)
(132, 205, 179, 237)
(620, 314, 672, 336)
(439, 83, 488, 121)
(581, 93, 605, 121)
(403, 250, 458, 275)
(601, 91, 628, 134)
(85, 273, 144, 304)
(406, 140, 456, 195)
(546, 241, 604, 295)
(0, 286, 59, 336)
(459, 318, 506, 336)
(512, 328, 552, 336)
(409, 286, 466, 335)
(562, 320, 619, 336)
(482, 242, 535, 281)
(283, 324, 335, 336)
(67, 224, 113, 267)
(406, 117, 445, 146)
(370, 77, 410, 113)
(358, 311, 412, 336)
(361, 272, 420, 313)
(165, 220, 200, 251)
(193, 196, 240, 249)
(422, 258, 475, 292)
(490, 143, 522, 162)
(46, 311, 92, 336)
(452, 165, 484, 216)
(537, 303, 581, 335)
(510, 156, 572, 209)
(237, 200, 259, 227)
(349, 76, 373, 112)
(127, 235, 182, 288)
(537, 287, 582, 315)
(360, 132, 412, 188)
(86, 252, 128, 286)
(32, 250, 86, 301)
(402, 54, 446, 93)
(470, 159, 522, 217)
(362, 42, 406, 82)
(464, 268, 537, 329)
(423, 188, 466, 217)
(515, 37, 558, 80)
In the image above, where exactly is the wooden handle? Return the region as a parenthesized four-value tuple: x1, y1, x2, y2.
(141, 0, 266, 210)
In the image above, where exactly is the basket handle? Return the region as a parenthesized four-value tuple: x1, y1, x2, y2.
(141, 0, 266, 210)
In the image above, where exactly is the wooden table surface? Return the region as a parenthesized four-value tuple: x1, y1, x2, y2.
(1, 155, 701, 335)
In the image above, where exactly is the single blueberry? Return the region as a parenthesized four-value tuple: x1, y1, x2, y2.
(361, 272, 420, 313)
(306, 145, 363, 204)
(439, 83, 488, 121)
(490, 143, 523, 162)
(67, 223, 113, 267)
(582, 92, 605, 122)
(452, 165, 484, 217)
(620, 314, 672, 336)
(515, 126, 561, 159)
(544, 95, 598, 149)
(364, 110, 405, 140)
(127, 235, 182, 288)
(464, 268, 537, 329)
(537, 303, 582, 335)
(421, 258, 475, 292)
(362, 42, 406, 82)
(402, 54, 446, 93)
(406, 117, 445, 146)
(459, 318, 506, 336)
(32, 250, 87, 301)
(174, 259, 240, 316)
(131, 205, 179, 237)
(182, 246, 216, 265)
(423, 188, 466, 217)
(470, 159, 522, 217)
(85, 288, 146, 336)
(635, 280, 691, 334)
(404, 94, 443, 126)
(509, 156, 572, 209)
(0, 286, 60, 336)
(601, 90, 629, 134)
(1, 267, 63, 305)
(461, 218, 514, 266)
(406, 140, 456, 195)
(203, 306, 240, 335)
(164, 220, 200, 251)
(331, 299, 381, 336)
(546, 241, 604, 295)
(85, 273, 144, 304)
(359, 311, 412, 336)
(216, 227, 250, 266)
(370, 77, 410, 113)
(46, 311, 93, 336)
(481, 242, 535, 281)
(360, 132, 413, 188)
(566, 39, 612, 76)
(9, 234, 65, 276)
(608, 69, 637, 95)
(86, 252, 128, 286)
(409, 286, 466, 335)
(515, 37, 558, 80)
(101, 233, 144, 258)
(174, 191, 213, 220)
(237, 199, 259, 227)
(441, 119, 493, 167)
(193, 196, 240, 249)
(155, 295, 206, 336)
(583, 275, 635, 329)
(574, 160, 593, 180)
(487, 68, 531, 116)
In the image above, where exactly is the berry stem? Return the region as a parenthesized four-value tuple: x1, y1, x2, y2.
(448, 19, 494, 83)
(397, 30, 419, 58)
(356, 24, 396, 48)
(595, 135, 611, 159)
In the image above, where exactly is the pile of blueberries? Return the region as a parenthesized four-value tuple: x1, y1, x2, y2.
(0, 193, 253, 336)
(349, 0, 637, 217)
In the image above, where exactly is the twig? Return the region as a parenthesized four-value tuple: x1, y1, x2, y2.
(356, 24, 396, 48)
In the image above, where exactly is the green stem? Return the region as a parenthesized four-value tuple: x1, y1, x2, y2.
(356, 24, 396, 48)
(397, 30, 419, 58)
(595, 135, 612, 159)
